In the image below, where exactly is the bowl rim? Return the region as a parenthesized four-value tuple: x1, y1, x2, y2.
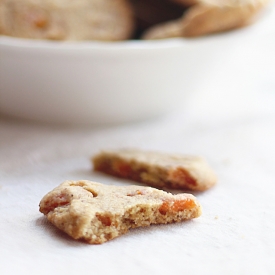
(0, 35, 195, 51)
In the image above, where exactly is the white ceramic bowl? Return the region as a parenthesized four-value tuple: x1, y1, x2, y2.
(0, 6, 274, 126)
(0, 36, 205, 126)
(0, 37, 180, 125)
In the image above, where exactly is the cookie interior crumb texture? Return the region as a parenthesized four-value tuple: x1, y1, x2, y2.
(39, 180, 202, 244)
(92, 149, 217, 191)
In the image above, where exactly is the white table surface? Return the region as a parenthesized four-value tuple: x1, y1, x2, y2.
(1, 4, 275, 275)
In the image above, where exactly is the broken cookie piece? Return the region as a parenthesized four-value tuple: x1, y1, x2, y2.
(92, 149, 217, 191)
(39, 180, 201, 244)
(143, 0, 270, 39)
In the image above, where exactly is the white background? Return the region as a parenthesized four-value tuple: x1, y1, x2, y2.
(1, 3, 275, 275)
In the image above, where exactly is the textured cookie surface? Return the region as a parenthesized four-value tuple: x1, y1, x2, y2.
(93, 149, 217, 191)
(39, 180, 202, 244)
(0, 0, 134, 41)
(143, 0, 270, 39)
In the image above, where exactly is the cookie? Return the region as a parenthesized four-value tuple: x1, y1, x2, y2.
(92, 149, 217, 191)
(39, 180, 202, 244)
(143, 0, 270, 39)
(0, 0, 134, 41)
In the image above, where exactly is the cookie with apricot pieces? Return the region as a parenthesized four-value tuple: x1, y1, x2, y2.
(39, 180, 202, 244)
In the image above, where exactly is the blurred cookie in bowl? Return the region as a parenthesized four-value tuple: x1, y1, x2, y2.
(0, 0, 134, 41)
(143, 0, 271, 39)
